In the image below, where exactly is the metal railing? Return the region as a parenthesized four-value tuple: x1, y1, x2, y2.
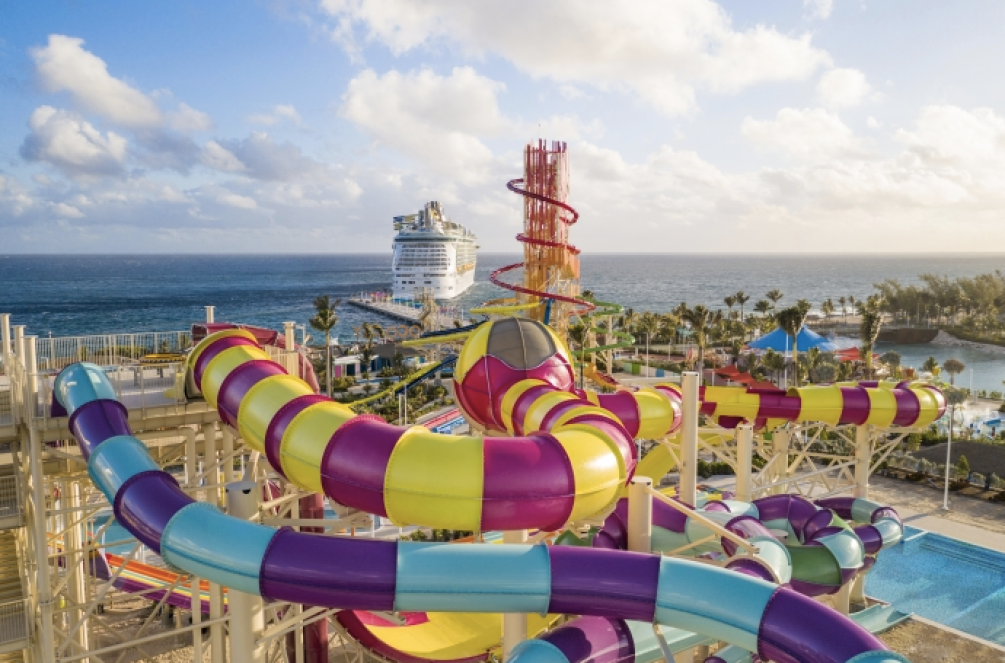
(0, 476, 21, 523)
(35, 331, 192, 371)
(0, 379, 11, 428)
(27, 362, 188, 423)
(0, 598, 30, 646)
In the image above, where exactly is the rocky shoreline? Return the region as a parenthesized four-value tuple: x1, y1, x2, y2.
(930, 330, 1005, 355)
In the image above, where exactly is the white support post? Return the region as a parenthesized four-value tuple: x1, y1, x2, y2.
(205, 306, 215, 324)
(221, 426, 236, 484)
(29, 425, 55, 663)
(12, 325, 24, 359)
(772, 429, 790, 495)
(627, 476, 653, 553)
(186, 426, 198, 490)
(13, 327, 24, 425)
(680, 372, 699, 506)
(284, 321, 297, 375)
(227, 481, 267, 663)
(26, 336, 39, 418)
(67, 480, 89, 657)
(854, 425, 871, 499)
(833, 581, 851, 615)
(1, 313, 10, 368)
(735, 424, 753, 503)
(203, 423, 225, 663)
(850, 571, 867, 606)
(192, 572, 203, 663)
(501, 530, 528, 661)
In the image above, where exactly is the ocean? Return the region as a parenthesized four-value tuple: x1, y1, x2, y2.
(3, 252, 1005, 390)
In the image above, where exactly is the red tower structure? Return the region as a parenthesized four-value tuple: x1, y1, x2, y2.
(490, 140, 593, 332)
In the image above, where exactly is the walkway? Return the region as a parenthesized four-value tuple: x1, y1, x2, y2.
(866, 475, 1005, 552)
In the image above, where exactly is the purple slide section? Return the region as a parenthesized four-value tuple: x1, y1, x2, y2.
(758, 590, 887, 663)
(543, 616, 634, 663)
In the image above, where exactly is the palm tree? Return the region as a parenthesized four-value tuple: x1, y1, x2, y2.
(766, 289, 784, 313)
(839, 296, 847, 323)
(922, 356, 939, 375)
(857, 295, 886, 379)
(880, 351, 902, 379)
(681, 304, 713, 377)
(754, 300, 771, 317)
(636, 312, 660, 371)
(735, 291, 750, 324)
(309, 295, 341, 396)
(762, 349, 786, 384)
(821, 298, 835, 321)
(724, 295, 737, 318)
(360, 322, 385, 381)
(776, 306, 808, 386)
(943, 358, 966, 385)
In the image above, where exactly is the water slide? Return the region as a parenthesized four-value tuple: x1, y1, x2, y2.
(55, 317, 944, 663)
(344, 355, 457, 409)
(89, 551, 219, 613)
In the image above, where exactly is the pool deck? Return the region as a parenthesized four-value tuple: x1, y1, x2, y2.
(867, 475, 1005, 552)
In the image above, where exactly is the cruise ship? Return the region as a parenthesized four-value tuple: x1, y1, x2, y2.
(391, 201, 478, 299)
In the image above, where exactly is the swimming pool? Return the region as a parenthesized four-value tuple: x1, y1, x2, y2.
(867, 525, 1005, 644)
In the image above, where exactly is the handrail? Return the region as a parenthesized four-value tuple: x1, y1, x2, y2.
(644, 486, 758, 555)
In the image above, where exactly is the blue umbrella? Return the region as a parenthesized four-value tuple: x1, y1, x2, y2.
(747, 326, 838, 352)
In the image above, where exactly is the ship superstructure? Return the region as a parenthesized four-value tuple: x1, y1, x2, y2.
(392, 201, 477, 299)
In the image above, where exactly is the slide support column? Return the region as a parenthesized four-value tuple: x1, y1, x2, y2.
(66, 479, 89, 656)
(1, 313, 10, 367)
(627, 476, 653, 553)
(227, 481, 267, 663)
(680, 371, 699, 506)
(27, 341, 54, 663)
(854, 425, 871, 499)
(772, 429, 790, 495)
(204, 423, 225, 663)
(501, 530, 528, 661)
(205, 306, 215, 324)
(735, 424, 753, 502)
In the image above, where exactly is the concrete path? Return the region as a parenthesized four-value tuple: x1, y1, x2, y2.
(867, 475, 1005, 552)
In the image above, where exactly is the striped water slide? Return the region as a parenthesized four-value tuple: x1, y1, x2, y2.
(55, 327, 909, 663)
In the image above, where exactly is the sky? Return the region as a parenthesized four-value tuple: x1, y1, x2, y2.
(4, 0, 1005, 254)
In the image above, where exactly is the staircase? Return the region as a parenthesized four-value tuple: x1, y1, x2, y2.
(0, 530, 28, 658)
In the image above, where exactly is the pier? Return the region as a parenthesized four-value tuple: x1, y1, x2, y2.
(348, 295, 466, 330)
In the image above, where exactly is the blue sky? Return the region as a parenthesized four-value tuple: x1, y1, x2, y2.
(4, 0, 1005, 253)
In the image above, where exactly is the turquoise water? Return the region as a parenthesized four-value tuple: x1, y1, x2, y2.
(876, 342, 1005, 393)
(867, 526, 1005, 644)
(5, 253, 1005, 338)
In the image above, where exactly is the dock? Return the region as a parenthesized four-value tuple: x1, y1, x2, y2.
(348, 297, 465, 329)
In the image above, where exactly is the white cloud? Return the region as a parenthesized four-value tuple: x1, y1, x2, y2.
(866, 116, 881, 129)
(321, 0, 831, 116)
(339, 67, 509, 182)
(209, 133, 326, 181)
(20, 106, 128, 179)
(248, 104, 302, 126)
(896, 105, 1005, 166)
(803, 0, 834, 20)
(52, 202, 84, 218)
(218, 192, 258, 209)
(168, 103, 213, 132)
(558, 85, 584, 100)
(742, 108, 864, 161)
(30, 35, 163, 128)
(201, 141, 247, 173)
(816, 68, 872, 108)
